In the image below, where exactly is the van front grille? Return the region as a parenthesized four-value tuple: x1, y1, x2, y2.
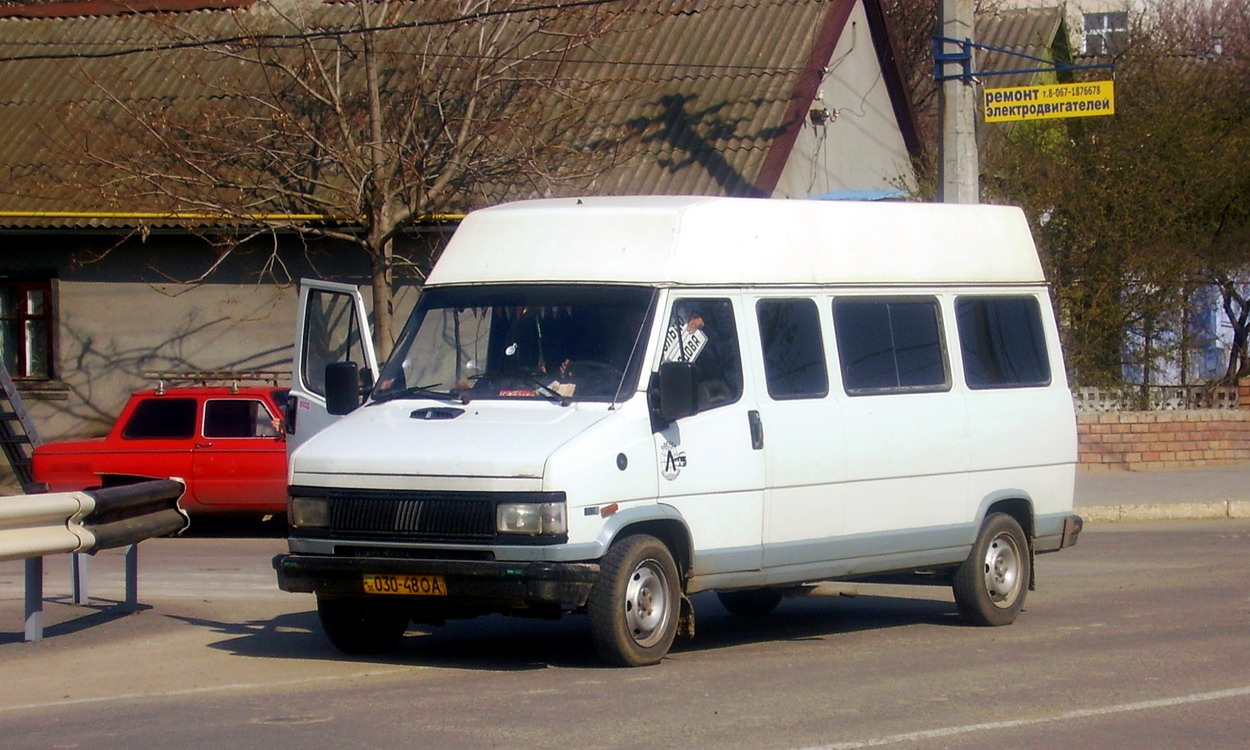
(329, 494, 495, 541)
(289, 486, 566, 546)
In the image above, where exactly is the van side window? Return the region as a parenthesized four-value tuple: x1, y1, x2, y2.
(664, 298, 743, 410)
(956, 296, 1051, 388)
(832, 298, 948, 394)
(756, 298, 828, 399)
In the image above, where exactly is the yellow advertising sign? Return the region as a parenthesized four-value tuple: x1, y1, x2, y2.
(983, 80, 1115, 123)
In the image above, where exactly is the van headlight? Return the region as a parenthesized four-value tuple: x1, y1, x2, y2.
(290, 497, 329, 529)
(496, 501, 567, 536)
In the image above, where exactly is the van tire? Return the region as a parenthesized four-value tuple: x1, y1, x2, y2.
(317, 596, 408, 655)
(588, 534, 680, 667)
(953, 513, 1031, 626)
(717, 587, 783, 617)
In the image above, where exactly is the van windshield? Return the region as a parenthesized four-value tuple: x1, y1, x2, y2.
(373, 285, 657, 405)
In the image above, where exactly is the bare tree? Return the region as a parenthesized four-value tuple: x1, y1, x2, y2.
(984, 0, 1250, 387)
(63, 0, 644, 359)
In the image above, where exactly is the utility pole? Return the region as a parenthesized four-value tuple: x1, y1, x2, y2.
(938, 0, 979, 204)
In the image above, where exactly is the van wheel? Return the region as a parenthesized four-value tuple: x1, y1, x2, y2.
(953, 513, 1031, 626)
(717, 587, 782, 617)
(317, 596, 408, 655)
(588, 534, 680, 667)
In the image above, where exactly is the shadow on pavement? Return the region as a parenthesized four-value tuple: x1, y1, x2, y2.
(181, 515, 288, 539)
(0, 598, 153, 645)
(177, 588, 966, 672)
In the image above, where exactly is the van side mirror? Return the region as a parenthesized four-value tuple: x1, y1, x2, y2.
(657, 361, 698, 421)
(325, 361, 362, 415)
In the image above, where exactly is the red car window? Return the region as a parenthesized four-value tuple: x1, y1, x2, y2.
(122, 398, 197, 439)
(204, 399, 278, 438)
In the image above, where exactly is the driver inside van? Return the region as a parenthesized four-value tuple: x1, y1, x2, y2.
(663, 299, 743, 409)
(663, 302, 708, 363)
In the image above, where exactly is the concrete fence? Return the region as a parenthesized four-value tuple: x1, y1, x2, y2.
(1076, 379, 1250, 471)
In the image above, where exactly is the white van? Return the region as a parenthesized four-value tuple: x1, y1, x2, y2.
(275, 196, 1082, 666)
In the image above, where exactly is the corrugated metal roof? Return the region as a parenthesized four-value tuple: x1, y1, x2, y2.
(976, 6, 1068, 90)
(0, 0, 908, 230)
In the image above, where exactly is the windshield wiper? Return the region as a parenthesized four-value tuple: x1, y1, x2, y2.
(523, 376, 572, 407)
(370, 383, 465, 405)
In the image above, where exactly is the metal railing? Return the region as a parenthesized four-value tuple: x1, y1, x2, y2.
(1, 478, 188, 641)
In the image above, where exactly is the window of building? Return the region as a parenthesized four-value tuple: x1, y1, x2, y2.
(756, 298, 828, 400)
(0, 279, 53, 379)
(1084, 11, 1128, 56)
(833, 298, 948, 394)
(956, 297, 1051, 389)
(122, 398, 197, 440)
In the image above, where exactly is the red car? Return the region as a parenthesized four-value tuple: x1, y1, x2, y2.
(32, 384, 290, 516)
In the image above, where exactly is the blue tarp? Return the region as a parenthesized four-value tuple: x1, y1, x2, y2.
(808, 189, 909, 201)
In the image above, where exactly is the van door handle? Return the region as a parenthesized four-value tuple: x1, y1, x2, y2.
(748, 410, 764, 450)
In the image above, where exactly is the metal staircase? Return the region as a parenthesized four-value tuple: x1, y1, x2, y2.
(0, 362, 42, 492)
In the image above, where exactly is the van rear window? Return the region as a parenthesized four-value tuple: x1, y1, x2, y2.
(956, 296, 1051, 388)
(833, 298, 948, 394)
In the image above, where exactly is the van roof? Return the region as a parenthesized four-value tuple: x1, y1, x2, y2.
(427, 196, 1045, 288)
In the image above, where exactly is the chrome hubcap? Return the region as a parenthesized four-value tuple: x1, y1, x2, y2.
(624, 559, 670, 647)
(983, 532, 1022, 608)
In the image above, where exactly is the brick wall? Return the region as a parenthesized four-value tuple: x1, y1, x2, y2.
(1077, 410, 1250, 471)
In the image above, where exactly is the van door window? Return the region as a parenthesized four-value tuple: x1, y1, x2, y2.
(664, 298, 743, 410)
(956, 296, 1051, 388)
(832, 298, 949, 394)
(301, 288, 372, 398)
(756, 298, 828, 399)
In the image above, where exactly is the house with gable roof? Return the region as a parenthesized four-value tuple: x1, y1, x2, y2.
(0, 0, 920, 455)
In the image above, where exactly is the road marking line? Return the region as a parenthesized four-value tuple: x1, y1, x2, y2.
(0, 668, 412, 714)
(800, 685, 1250, 749)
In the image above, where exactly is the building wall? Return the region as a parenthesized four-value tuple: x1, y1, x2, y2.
(998, 0, 1134, 53)
(1, 231, 432, 452)
(771, 0, 915, 199)
(36, 279, 297, 440)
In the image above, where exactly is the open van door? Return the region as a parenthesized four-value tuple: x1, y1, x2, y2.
(285, 278, 378, 453)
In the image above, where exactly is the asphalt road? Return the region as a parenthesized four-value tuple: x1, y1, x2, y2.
(2, 520, 1249, 749)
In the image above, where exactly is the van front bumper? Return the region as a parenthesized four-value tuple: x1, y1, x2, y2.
(273, 553, 599, 609)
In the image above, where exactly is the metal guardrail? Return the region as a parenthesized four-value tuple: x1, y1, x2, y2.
(1, 478, 189, 641)
(0, 478, 188, 562)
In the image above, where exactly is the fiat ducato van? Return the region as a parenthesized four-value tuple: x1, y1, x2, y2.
(275, 196, 1082, 666)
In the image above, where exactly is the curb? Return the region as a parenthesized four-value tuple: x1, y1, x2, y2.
(1078, 500, 1250, 523)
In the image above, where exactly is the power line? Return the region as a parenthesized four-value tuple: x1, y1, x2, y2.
(0, 0, 633, 64)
